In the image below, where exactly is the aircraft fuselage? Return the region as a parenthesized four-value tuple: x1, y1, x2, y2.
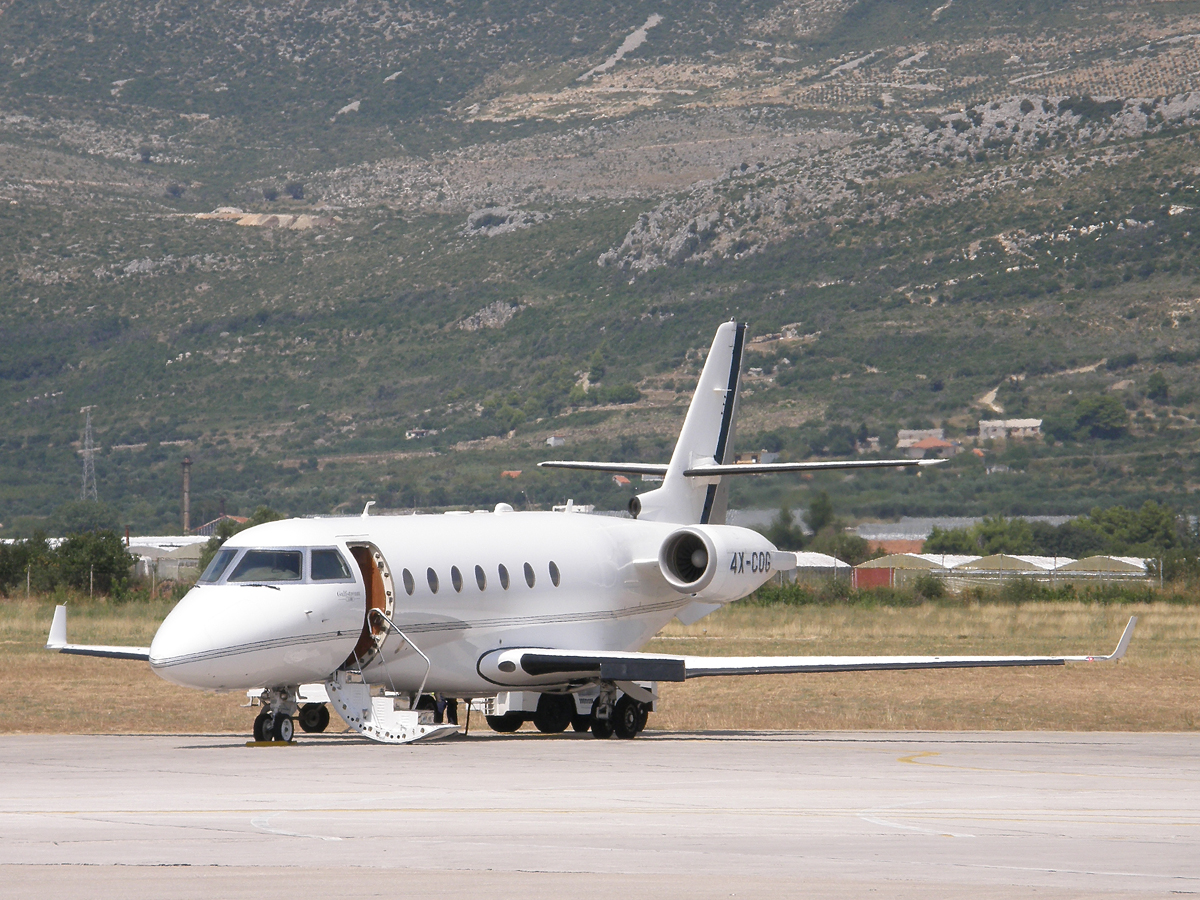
(148, 509, 779, 694)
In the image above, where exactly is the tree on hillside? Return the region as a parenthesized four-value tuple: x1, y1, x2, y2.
(51, 501, 119, 535)
(1147, 371, 1169, 404)
(1075, 395, 1129, 439)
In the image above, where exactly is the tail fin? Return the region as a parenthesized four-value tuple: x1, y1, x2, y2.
(636, 321, 745, 524)
(538, 320, 930, 512)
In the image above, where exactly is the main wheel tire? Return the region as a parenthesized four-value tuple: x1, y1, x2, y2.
(590, 699, 613, 739)
(253, 711, 270, 742)
(298, 703, 328, 733)
(485, 713, 524, 733)
(613, 695, 642, 740)
(571, 714, 591, 733)
(533, 694, 574, 734)
(271, 714, 294, 743)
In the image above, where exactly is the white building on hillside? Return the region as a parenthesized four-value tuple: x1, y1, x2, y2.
(978, 418, 1042, 440)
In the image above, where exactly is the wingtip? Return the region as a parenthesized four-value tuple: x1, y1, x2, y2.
(45, 604, 68, 650)
(1112, 615, 1137, 660)
(916, 458, 950, 466)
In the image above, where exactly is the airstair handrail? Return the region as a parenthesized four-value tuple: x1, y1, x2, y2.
(368, 607, 432, 706)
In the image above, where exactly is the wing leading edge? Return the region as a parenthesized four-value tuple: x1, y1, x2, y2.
(477, 617, 1136, 687)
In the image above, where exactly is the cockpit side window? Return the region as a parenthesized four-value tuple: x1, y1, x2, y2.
(227, 550, 303, 583)
(198, 548, 238, 584)
(311, 548, 354, 582)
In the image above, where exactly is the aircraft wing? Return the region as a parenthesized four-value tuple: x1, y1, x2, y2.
(477, 617, 1136, 687)
(45, 604, 151, 661)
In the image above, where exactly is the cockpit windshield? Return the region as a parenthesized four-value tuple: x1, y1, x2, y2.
(198, 548, 238, 584)
(227, 550, 304, 583)
(311, 548, 354, 581)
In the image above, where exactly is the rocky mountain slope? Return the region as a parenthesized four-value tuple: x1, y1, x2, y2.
(3, 0, 1200, 532)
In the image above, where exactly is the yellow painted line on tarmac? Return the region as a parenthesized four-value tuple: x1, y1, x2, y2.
(898, 751, 940, 764)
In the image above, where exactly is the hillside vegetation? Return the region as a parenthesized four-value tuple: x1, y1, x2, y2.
(3, 0, 1200, 533)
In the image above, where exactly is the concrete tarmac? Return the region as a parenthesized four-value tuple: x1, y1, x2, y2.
(1, 730, 1197, 899)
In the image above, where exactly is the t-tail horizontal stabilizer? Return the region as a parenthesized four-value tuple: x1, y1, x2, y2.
(476, 617, 1136, 686)
(45, 604, 151, 661)
(538, 458, 946, 476)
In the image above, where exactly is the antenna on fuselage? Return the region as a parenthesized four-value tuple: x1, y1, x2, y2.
(362, 501, 375, 517)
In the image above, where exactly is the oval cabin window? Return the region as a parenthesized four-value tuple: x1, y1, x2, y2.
(427, 567, 439, 594)
(475, 565, 487, 591)
(523, 562, 535, 588)
(402, 568, 415, 596)
(451, 566, 463, 593)
(498, 564, 510, 590)
(548, 561, 561, 587)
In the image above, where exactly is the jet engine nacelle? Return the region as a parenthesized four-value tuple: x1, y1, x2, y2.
(657, 524, 780, 603)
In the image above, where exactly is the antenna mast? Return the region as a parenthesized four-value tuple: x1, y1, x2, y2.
(80, 406, 98, 502)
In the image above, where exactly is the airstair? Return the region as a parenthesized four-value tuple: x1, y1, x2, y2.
(325, 671, 459, 744)
(324, 607, 458, 744)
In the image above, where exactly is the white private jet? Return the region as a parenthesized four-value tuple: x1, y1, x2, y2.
(46, 321, 1137, 744)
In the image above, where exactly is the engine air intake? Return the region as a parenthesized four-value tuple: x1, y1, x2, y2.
(659, 528, 717, 593)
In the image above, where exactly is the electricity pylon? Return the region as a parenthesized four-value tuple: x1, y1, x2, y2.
(80, 406, 97, 502)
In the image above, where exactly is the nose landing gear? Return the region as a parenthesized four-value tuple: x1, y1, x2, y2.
(253, 686, 301, 743)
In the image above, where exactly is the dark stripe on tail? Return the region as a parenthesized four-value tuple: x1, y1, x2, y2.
(700, 322, 745, 524)
(712, 322, 745, 465)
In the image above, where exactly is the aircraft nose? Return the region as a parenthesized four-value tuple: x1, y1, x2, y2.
(149, 589, 216, 688)
(148, 582, 363, 691)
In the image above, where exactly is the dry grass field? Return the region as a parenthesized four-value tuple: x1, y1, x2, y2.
(647, 603, 1200, 732)
(1, 598, 1196, 735)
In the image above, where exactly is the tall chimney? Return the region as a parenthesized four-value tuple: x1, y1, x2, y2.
(181, 456, 192, 534)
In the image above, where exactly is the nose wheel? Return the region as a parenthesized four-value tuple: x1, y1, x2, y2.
(254, 711, 295, 743)
(253, 686, 301, 743)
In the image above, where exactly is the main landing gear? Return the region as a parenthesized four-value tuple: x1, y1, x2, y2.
(590, 688, 649, 740)
(298, 702, 331, 734)
(482, 686, 652, 739)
